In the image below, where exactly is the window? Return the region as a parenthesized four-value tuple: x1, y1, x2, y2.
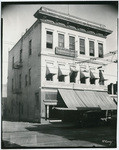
(58, 34, 64, 48)
(35, 93, 39, 109)
(12, 79, 14, 91)
(25, 75, 28, 87)
(29, 68, 31, 85)
(29, 40, 32, 55)
(46, 31, 53, 49)
(98, 43, 103, 58)
(80, 38, 85, 54)
(80, 77, 86, 84)
(20, 49, 22, 62)
(89, 41, 94, 56)
(90, 78, 95, 84)
(58, 75, 65, 82)
(19, 74, 21, 89)
(99, 70, 104, 85)
(12, 57, 14, 69)
(70, 72, 76, 83)
(46, 74, 53, 81)
(69, 36, 75, 50)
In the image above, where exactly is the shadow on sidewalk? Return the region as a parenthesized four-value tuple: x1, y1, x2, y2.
(2, 140, 25, 148)
(25, 123, 116, 148)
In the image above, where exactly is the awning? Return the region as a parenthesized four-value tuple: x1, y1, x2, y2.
(90, 70, 99, 79)
(94, 91, 117, 110)
(46, 64, 57, 75)
(70, 66, 78, 72)
(113, 98, 117, 105)
(58, 89, 86, 110)
(58, 65, 69, 76)
(58, 89, 117, 110)
(100, 71, 108, 81)
(80, 70, 90, 78)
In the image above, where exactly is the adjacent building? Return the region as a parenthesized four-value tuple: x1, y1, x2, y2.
(7, 7, 117, 123)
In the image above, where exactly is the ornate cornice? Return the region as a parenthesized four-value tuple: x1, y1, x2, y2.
(34, 7, 112, 38)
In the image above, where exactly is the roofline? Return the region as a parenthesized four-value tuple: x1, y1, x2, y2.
(34, 7, 112, 36)
(9, 20, 39, 53)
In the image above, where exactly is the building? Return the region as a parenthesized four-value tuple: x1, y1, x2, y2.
(108, 82, 117, 105)
(7, 7, 117, 123)
(2, 84, 7, 120)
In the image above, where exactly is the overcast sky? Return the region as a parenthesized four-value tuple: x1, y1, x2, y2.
(2, 3, 118, 85)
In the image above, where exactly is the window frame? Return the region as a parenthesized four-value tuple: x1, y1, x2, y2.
(89, 40, 95, 56)
(25, 74, 28, 87)
(20, 49, 22, 62)
(12, 57, 14, 69)
(69, 36, 75, 50)
(46, 31, 53, 49)
(19, 74, 22, 89)
(29, 68, 31, 85)
(29, 40, 32, 56)
(12, 78, 14, 91)
(80, 38, 85, 55)
(58, 33, 64, 48)
(98, 43, 103, 58)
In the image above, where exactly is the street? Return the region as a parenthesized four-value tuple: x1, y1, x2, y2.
(2, 121, 116, 148)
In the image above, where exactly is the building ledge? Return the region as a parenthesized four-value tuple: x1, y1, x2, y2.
(34, 7, 112, 37)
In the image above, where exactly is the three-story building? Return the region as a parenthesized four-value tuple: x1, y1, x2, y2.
(7, 7, 116, 123)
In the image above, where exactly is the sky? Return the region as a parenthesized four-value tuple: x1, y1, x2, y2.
(1, 3, 118, 85)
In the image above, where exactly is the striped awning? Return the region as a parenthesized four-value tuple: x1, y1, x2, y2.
(58, 89, 117, 110)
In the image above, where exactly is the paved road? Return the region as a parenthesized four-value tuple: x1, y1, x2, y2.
(2, 121, 116, 148)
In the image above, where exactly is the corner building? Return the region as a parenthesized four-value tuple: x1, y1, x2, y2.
(7, 7, 116, 123)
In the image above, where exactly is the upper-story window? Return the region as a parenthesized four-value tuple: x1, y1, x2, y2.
(25, 74, 28, 87)
(19, 74, 22, 89)
(80, 38, 85, 55)
(12, 78, 14, 91)
(29, 40, 32, 56)
(12, 57, 14, 69)
(46, 74, 53, 81)
(58, 33, 64, 48)
(89, 41, 94, 56)
(29, 68, 31, 85)
(99, 70, 104, 85)
(69, 36, 75, 50)
(20, 49, 22, 62)
(98, 43, 103, 58)
(46, 31, 53, 49)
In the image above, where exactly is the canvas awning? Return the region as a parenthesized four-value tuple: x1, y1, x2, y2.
(46, 64, 57, 75)
(58, 89, 117, 111)
(58, 65, 69, 76)
(70, 66, 78, 72)
(80, 70, 90, 78)
(90, 70, 99, 79)
(100, 71, 108, 81)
